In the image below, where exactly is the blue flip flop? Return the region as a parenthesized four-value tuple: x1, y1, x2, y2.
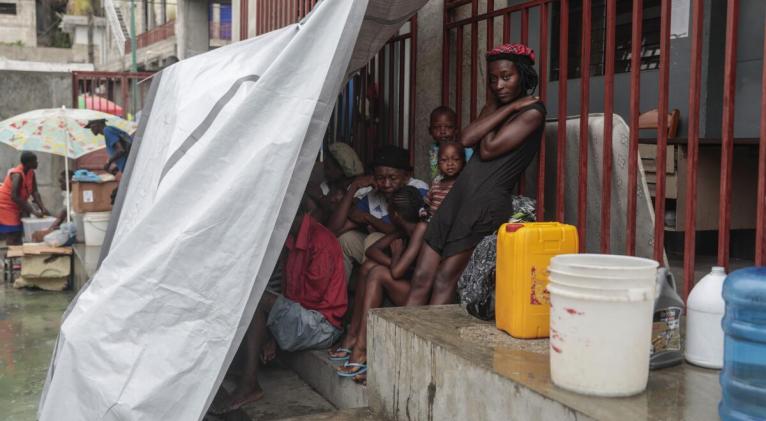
(336, 361, 367, 378)
(328, 347, 352, 362)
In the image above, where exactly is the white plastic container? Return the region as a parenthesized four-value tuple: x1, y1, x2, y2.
(21, 216, 57, 243)
(550, 253, 658, 280)
(83, 211, 111, 246)
(548, 254, 659, 397)
(685, 266, 726, 369)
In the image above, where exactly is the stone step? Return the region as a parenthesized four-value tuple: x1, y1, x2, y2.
(367, 305, 721, 421)
(281, 349, 368, 410)
(275, 408, 380, 421)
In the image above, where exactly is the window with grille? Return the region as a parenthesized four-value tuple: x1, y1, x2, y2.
(551, 0, 661, 80)
(0, 2, 17, 14)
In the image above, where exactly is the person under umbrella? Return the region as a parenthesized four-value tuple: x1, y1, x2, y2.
(85, 118, 133, 174)
(0, 152, 48, 245)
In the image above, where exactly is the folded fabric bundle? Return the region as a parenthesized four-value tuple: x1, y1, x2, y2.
(73, 169, 102, 183)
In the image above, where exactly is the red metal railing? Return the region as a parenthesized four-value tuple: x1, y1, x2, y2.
(125, 20, 176, 53)
(248, 0, 418, 166)
(444, 0, 766, 295)
(72, 71, 154, 121)
(255, 0, 318, 35)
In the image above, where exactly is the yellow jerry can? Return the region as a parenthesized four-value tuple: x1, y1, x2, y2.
(495, 222, 578, 339)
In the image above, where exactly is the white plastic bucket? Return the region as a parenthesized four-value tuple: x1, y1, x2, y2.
(548, 267, 656, 290)
(83, 211, 111, 246)
(548, 254, 659, 397)
(550, 253, 658, 279)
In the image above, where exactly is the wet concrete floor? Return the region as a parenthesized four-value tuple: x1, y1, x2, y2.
(0, 285, 73, 421)
(0, 284, 337, 421)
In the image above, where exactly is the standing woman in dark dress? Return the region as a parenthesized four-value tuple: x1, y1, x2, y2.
(406, 43, 547, 306)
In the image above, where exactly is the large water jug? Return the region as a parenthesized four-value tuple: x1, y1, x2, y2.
(686, 266, 727, 368)
(720, 267, 766, 420)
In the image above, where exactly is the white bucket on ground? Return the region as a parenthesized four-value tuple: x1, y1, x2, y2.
(548, 254, 659, 397)
(73, 212, 85, 243)
(83, 211, 111, 246)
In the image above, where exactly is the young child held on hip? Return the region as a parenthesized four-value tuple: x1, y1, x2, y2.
(423, 142, 466, 219)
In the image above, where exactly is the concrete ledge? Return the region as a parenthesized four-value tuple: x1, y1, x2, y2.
(368, 305, 720, 421)
(281, 349, 368, 410)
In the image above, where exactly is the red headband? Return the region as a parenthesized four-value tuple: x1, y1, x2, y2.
(486, 43, 535, 65)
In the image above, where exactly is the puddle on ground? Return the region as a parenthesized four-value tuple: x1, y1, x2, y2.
(458, 325, 549, 354)
(0, 285, 73, 421)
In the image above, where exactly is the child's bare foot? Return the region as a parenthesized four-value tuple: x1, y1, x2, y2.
(216, 384, 264, 413)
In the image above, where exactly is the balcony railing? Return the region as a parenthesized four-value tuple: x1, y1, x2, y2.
(124, 20, 176, 53)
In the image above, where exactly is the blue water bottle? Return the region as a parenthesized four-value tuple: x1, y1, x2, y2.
(720, 267, 766, 420)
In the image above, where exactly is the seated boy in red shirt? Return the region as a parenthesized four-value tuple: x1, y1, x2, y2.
(213, 199, 347, 413)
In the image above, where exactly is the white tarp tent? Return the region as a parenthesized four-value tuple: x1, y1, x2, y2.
(38, 1, 425, 419)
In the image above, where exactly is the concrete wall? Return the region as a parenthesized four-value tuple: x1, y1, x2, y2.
(0, 0, 37, 46)
(0, 70, 74, 213)
(176, 0, 209, 59)
(412, 0, 445, 181)
(0, 44, 91, 63)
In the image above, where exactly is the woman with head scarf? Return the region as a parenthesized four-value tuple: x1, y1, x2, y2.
(406, 43, 546, 306)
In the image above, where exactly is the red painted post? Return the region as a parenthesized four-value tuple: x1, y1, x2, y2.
(240, 0, 248, 39)
(684, 0, 704, 295)
(757, 12, 766, 266)
(503, 13, 510, 44)
(521, 8, 529, 45)
(536, 2, 549, 221)
(601, 0, 616, 253)
(470, 0, 478, 120)
(486, 0, 495, 105)
(456, 25, 464, 130)
(717, 0, 739, 270)
(71, 73, 78, 109)
(577, 0, 592, 250)
(653, 0, 672, 264)
(626, 0, 643, 256)
(556, 0, 569, 222)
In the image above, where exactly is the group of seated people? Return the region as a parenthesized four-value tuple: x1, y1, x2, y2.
(211, 42, 546, 413)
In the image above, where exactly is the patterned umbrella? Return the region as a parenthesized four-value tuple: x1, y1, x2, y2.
(0, 107, 136, 159)
(0, 107, 137, 225)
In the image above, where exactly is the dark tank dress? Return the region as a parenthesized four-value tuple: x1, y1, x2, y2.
(424, 102, 546, 257)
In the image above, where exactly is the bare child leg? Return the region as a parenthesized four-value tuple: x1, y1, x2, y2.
(220, 291, 278, 412)
(330, 260, 379, 358)
(429, 250, 473, 305)
(405, 244, 441, 306)
(341, 266, 411, 374)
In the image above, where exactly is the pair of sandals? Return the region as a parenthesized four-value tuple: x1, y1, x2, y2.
(329, 347, 367, 384)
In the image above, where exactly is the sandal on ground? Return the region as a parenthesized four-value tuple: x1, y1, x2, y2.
(336, 361, 367, 378)
(328, 347, 352, 362)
